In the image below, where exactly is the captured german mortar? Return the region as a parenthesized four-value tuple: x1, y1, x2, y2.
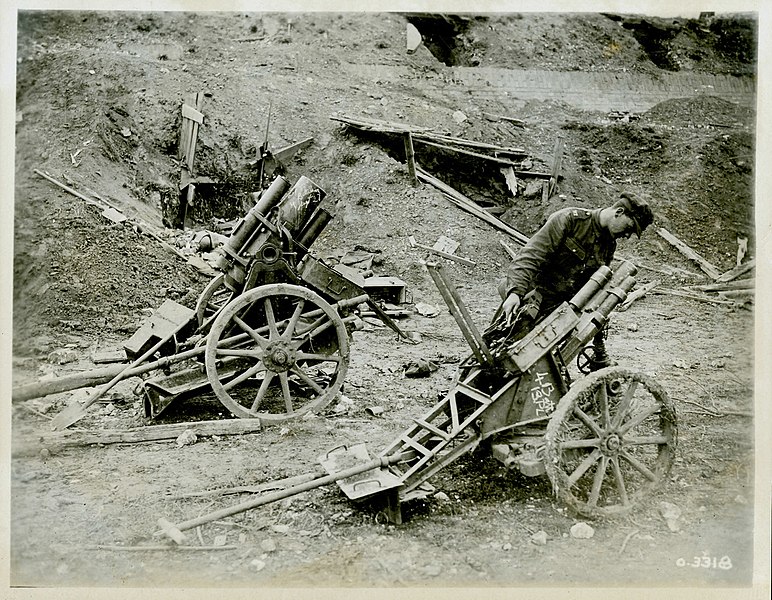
(42, 174, 406, 430)
(139, 174, 406, 422)
(157, 261, 678, 540)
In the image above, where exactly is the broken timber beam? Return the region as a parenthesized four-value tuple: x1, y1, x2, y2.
(691, 278, 754, 292)
(656, 228, 722, 280)
(330, 115, 526, 155)
(716, 259, 755, 283)
(272, 137, 314, 163)
(416, 166, 530, 245)
(412, 138, 524, 168)
(653, 287, 738, 306)
(12, 419, 263, 457)
(618, 280, 660, 310)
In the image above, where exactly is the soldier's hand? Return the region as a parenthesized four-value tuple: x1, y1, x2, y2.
(502, 293, 521, 325)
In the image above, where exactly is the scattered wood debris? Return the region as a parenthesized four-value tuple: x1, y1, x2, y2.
(330, 114, 531, 168)
(408, 235, 475, 267)
(415, 166, 530, 245)
(716, 259, 754, 283)
(656, 227, 722, 280)
(652, 287, 741, 306)
(617, 280, 660, 311)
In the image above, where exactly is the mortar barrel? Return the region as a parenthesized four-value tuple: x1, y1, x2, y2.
(253, 175, 291, 216)
(583, 261, 638, 312)
(569, 265, 612, 312)
(216, 176, 291, 271)
(597, 275, 637, 317)
(275, 175, 327, 238)
(296, 207, 332, 253)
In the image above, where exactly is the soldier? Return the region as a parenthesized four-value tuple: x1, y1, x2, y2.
(498, 192, 654, 370)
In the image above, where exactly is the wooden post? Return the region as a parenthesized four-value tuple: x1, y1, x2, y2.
(547, 136, 564, 198)
(403, 131, 418, 186)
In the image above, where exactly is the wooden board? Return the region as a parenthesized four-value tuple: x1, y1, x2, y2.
(656, 227, 722, 280)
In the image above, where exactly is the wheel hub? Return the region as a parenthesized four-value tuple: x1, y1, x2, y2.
(602, 432, 622, 455)
(263, 341, 296, 372)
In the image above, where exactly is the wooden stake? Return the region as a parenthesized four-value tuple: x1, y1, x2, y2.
(548, 136, 564, 198)
(403, 131, 418, 186)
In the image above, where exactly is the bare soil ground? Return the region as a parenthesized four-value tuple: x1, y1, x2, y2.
(7, 9, 765, 595)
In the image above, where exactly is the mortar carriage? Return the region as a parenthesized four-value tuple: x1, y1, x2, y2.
(357, 260, 679, 521)
(157, 260, 678, 540)
(49, 174, 404, 430)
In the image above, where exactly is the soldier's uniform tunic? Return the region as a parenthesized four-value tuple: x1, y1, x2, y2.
(500, 207, 616, 317)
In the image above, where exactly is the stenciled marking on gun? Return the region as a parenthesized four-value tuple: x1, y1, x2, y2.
(531, 371, 556, 415)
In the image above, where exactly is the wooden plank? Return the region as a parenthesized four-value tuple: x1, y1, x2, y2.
(330, 114, 433, 134)
(691, 278, 754, 292)
(413, 138, 523, 168)
(416, 166, 530, 245)
(186, 92, 205, 171)
(409, 236, 475, 267)
(618, 280, 660, 310)
(656, 228, 722, 280)
(652, 287, 738, 305)
(716, 259, 755, 283)
(12, 419, 263, 457)
(272, 137, 314, 163)
(181, 103, 204, 124)
(499, 239, 519, 261)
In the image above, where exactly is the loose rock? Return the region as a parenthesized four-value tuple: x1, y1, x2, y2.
(530, 530, 549, 545)
(570, 522, 595, 539)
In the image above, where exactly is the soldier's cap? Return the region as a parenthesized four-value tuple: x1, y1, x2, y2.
(619, 192, 654, 238)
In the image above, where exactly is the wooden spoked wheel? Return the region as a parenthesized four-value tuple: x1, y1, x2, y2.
(195, 274, 235, 333)
(544, 367, 677, 518)
(205, 284, 349, 423)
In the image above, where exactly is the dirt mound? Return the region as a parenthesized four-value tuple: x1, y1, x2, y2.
(642, 95, 756, 126)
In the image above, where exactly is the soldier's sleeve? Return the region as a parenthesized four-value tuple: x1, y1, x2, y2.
(503, 209, 571, 298)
